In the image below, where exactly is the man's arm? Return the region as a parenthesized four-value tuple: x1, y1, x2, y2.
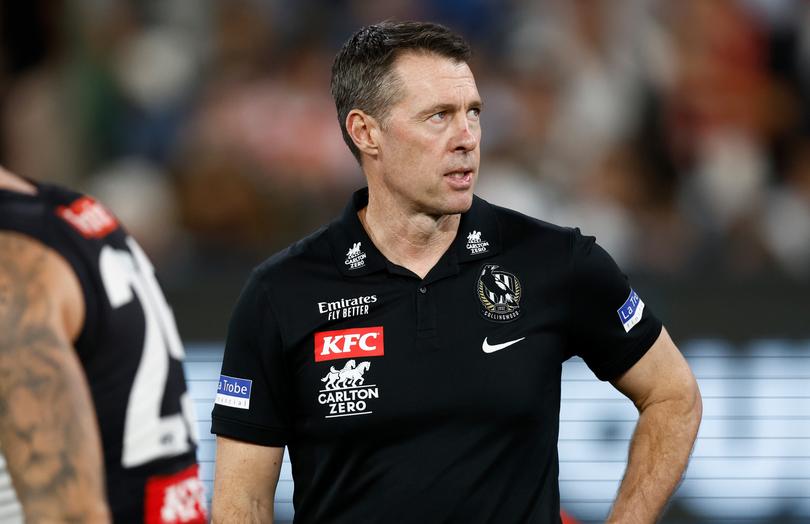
(212, 436, 284, 523)
(607, 327, 702, 523)
(0, 232, 110, 522)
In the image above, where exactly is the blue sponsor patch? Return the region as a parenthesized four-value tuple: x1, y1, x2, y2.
(215, 374, 252, 410)
(617, 289, 645, 333)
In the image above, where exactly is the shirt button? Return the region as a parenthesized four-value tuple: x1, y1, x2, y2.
(418, 286, 427, 294)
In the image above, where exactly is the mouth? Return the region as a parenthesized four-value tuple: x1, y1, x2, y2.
(443, 169, 474, 189)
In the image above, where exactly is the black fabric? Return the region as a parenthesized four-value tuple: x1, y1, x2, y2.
(212, 188, 663, 524)
(0, 183, 199, 522)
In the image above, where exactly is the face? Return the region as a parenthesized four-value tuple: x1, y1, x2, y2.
(372, 52, 482, 217)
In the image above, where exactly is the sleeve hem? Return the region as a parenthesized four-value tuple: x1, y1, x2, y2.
(595, 320, 663, 382)
(211, 415, 289, 447)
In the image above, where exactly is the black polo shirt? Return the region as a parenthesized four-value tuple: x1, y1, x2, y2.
(211, 188, 662, 524)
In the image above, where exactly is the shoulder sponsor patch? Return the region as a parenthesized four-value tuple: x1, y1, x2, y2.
(617, 289, 645, 333)
(56, 196, 119, 238)
(215, 375, 252, 409)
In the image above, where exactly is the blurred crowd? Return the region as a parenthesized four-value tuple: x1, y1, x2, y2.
(2, 0, 810, 281)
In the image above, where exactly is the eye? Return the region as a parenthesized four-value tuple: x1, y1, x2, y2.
(467, 107, 481, 120)
(429, 111, 447, 122)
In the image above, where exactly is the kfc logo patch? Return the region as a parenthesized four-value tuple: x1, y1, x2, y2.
(314, 326, 384, 362)
(56, 196, 119, 238)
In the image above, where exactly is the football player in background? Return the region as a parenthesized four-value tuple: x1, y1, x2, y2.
(0, 167, 206, 523)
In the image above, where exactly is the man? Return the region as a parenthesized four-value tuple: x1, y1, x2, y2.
(0, 167, 207, 522)
(211, 21, 702, 523)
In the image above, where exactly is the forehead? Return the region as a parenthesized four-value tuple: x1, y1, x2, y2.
(390, 52, 479, 104)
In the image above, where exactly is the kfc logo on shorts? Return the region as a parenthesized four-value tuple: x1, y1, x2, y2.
(144, 464, 207, 524)
(314, 326, 384, 362)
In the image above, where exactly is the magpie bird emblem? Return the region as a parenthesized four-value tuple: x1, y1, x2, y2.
(476, 264, 522, 322)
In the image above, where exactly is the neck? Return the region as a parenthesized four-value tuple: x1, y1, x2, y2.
(359, 189, 460, 279)
(0, 168, 36, 195)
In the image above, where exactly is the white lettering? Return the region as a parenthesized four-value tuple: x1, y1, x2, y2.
(321, 335, 345, 355)
(342, 333, 360, 353)
(317, 295, 378, 315)
(359, 332, 378, 351)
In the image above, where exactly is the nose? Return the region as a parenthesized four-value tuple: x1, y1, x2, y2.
(452, 118, 479, 153)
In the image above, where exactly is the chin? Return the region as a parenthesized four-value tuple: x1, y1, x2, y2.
(442, 192, 474, 215)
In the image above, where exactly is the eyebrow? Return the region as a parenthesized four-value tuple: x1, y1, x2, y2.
(419, 99, 484, 117)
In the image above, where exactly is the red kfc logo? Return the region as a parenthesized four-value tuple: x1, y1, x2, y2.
(144, 463, 207, 524)
(56, 196, 119, 239)
(314, 326, 384, 362)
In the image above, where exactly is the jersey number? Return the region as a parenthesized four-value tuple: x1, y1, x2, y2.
(100, 237, 198, 468)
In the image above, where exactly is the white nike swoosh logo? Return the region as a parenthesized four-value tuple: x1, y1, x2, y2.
(482, 337, 526, 354)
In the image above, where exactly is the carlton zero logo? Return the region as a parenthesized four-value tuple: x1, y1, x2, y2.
(318, 359, 379, 418)
(318, 360, 378, 418)
(476, 264, 523, 322)
(314, 327, 384, 418)
(344, 242, 367, 269)
(466, 230, 490, 255)
(314, 326, 384, 362)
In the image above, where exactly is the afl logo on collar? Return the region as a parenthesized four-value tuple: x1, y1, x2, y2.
(476, 264, 523, 322)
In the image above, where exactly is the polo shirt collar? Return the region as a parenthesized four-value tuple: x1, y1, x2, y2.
(328, 187, 501, 278)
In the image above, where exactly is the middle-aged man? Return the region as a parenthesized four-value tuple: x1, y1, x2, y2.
(211, 21, 702, 523)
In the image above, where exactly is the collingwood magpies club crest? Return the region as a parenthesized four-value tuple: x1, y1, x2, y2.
(476, 264, 522, 322)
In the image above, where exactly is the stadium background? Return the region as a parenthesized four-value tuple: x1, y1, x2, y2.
(2, 1, 808, 522)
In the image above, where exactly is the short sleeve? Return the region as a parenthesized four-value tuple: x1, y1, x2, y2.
(211, 271, 292, 446)
(568, 229, 662, 381)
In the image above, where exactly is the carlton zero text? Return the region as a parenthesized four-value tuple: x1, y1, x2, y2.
(318, 386, 380, 416)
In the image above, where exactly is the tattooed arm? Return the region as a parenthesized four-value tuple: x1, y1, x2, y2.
(0, 232, 111, 523)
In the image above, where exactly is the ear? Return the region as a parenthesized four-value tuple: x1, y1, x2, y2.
(346, 109, 381, 158)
